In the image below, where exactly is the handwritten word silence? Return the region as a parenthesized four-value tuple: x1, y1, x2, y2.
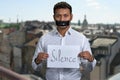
(50, 49, 77, 63)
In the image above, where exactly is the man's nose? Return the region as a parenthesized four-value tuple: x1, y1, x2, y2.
(60, 16, 64, 21)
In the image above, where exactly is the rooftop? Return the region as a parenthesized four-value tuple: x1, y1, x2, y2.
(91, 36, 118, 48)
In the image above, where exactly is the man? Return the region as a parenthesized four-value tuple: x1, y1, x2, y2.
(32, 1, 96, 80)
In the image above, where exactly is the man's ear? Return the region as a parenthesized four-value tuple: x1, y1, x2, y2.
(70, 14, 73, 21)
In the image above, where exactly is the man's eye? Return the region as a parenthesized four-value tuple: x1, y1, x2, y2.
(64, 15, 68, 17)
(56, 15, 60, 17)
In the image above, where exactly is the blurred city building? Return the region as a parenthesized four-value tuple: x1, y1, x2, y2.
(0, 17, 120, 80)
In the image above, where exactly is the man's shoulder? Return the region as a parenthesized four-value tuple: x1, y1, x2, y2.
(71, 28, 85, 37)
(40, 30, 55, 38)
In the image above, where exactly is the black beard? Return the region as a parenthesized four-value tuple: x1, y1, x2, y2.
(55, 21, 70, 26)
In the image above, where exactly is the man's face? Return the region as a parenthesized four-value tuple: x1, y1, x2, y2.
(54, 8, 73, 28)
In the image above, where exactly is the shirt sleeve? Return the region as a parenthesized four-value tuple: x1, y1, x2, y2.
(31, 38, 44, 71)
(81, 36, 96, 72)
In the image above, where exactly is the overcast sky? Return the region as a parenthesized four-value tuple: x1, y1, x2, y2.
(0, 0, 120, 24)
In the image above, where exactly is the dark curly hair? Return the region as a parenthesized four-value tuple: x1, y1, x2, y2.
(53, 1, 72, 14)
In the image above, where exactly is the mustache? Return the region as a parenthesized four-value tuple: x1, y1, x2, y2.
(55, 21, 70, 26)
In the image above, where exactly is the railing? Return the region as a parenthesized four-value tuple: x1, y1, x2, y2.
(0, 66, 30, 80)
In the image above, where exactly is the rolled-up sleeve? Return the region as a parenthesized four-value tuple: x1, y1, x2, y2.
(86, 59, 96, 72)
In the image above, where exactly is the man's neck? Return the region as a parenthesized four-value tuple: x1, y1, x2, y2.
(57, 26, 70, 37)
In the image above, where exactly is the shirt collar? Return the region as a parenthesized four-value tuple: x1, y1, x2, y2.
(54, 27, 72, 36)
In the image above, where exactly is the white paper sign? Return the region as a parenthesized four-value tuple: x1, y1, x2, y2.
(47, 45, 80, 68)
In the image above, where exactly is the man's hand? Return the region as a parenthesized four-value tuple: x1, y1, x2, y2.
(35, 52, 49, 64)
(78, 51, 94, 62)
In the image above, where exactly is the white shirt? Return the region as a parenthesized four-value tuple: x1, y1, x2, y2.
(32, 27, 96, 80)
